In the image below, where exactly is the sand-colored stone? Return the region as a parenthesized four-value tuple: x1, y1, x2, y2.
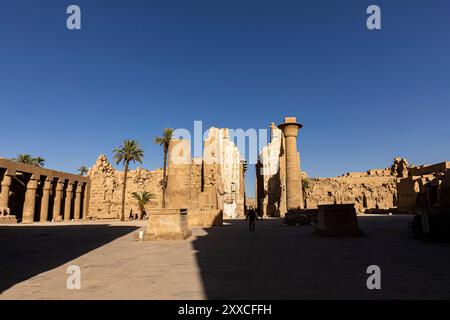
(144, 208, 191, 240)
(278, 117, 304, 211)
(87, 155, 163, 219)
(52, 180, 64, 221)
(398, 162, 450, 213)
(22, 176, 38, 224)
(257, 125, 414, 215)
(166, 139, 191, 209)
(0, 158, 90, 223)
(188, 209, 223, 228)
(305, 176, 398, 213)
(63, 182, 74, 221)
(203, 128, 245, 218)
(88, 126, 246, 222)
(39, 179, 52, 222)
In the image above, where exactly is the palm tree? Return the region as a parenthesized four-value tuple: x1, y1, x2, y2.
(131, 191, 154, 219)
(33, 157, 46, 167)
(12, 154, 37, 165)
(113, 140, 144, 221)
(153, 128, 173, 208)
(12, 154, 46, 167)
(77, 166, 89, 176)
(302, 177, 310, 190)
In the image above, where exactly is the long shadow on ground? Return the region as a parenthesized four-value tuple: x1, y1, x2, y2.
(0, 224, 139, 293)
(192, 217, 450, 299)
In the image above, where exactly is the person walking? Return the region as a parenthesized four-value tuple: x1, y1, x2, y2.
(246, 208, 258, 232)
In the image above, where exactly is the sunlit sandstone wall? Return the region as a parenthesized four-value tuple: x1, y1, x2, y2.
(305, 176, 398, 213)
(305, 160, 406, 213)
(203, 128, 245, 219)
(87, 155, 163, 219)
(88, 127, 246, 221)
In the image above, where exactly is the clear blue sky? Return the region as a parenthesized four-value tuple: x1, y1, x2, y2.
(1, 0, 449, 197)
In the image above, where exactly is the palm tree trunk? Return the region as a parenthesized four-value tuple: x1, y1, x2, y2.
(138, 207, 143, 220)
(121, 161, 129, 221)
(162, 144, 168, 208)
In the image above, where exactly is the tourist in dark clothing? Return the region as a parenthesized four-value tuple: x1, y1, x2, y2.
(246, 209, 258, 231)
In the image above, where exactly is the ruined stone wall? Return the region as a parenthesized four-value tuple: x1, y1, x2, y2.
(87, 155, 163, 219)
(88, 126, 245, 221)
(258, 123, 286, 217)
(203, 128, 245, 219)
(305, 176, 398, 213)
(256, 122, 409, 216)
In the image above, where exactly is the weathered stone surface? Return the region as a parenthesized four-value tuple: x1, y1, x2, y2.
(305, 176, 398, 214)
(398, 162, 450, 213)
(257, 121, 404, 216)
(88, 126, 246, 222)
(278, 117, 303, 211)
(258, 123, 286, 217)
(203, 128, 245, 219)
(188, 209, 223, 228)
(143, 208, 191, 240)
(88, 155, 163, 219)
(0, 158, 89, 223)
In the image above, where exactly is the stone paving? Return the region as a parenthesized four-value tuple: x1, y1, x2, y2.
(1, 215, 449, 299)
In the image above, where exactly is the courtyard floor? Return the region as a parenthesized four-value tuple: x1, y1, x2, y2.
(0, 215, 449, 299)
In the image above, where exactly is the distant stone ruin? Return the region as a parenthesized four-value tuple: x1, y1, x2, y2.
(2, 117, 449, 225)
(87, 127, 246, 224)
(255, 119, 443, 216)
(87, 154, 164, 220)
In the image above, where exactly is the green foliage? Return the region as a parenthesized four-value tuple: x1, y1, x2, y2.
(77, 166, 89, 176)
(302, 177, 310, 190)
(113, 139, 144, 166)
(131, 191, 154, 210)
(153, 128, 174, 149)
(12, 154, 45, 167)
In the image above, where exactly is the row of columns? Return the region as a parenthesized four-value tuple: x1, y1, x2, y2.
(0, 172, 88, 223)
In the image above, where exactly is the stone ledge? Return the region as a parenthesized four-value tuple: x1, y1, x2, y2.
(143, 230, 192, 241)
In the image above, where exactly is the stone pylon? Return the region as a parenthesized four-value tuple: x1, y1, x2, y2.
(166, 139, 191, 209)
(278, 117, 304, 210)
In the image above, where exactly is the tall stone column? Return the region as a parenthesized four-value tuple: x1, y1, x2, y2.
(52, 179, 64, 221)
(82, 183, 89, 219)
(74, 183, 82, 220)
(0, 172, 12, 212)
(278, 117, 304, 210)
(64, 182, 74, 221)
(23, 176, 39, 223)
(39, 179, 52, 222)
(166, 139, 191, 209)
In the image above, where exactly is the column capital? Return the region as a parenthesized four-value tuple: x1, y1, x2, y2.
(75, 183, 83, 193)
(27, 177, 39, 190)
(42, 179, 52, 190)
(66, 182, 75, 192)
(1, 174, 12, 186)
(278, 116, 303, 138)
(55, 179, 65, 191)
